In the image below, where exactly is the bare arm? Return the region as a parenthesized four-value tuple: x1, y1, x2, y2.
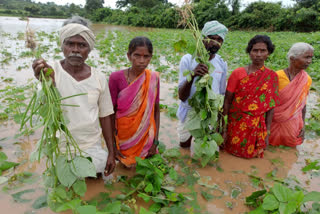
(264, 109, 274, 147)
(298, 105, 307, 140)
(99, 116, 116, 176)
(221, 90, 234, 144)
(222, 90, 234, 117)
(154, 102, 160, 141)
(302, 105, 307, 123)
(146, 102, 160, 157)
(178, 63, 208, 102)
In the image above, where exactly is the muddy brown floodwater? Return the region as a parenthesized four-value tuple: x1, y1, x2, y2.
(0, 16, 319, 214)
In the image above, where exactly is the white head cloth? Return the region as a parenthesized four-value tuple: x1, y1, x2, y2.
(59, 23, 95, 51)
(201, 20, 228, 41)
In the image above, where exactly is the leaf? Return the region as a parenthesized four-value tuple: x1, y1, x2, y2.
(32, 195, 48, 209)
(0, 151, 8, 162)
(43, 167, 55, 188)
(138, 193, 152, 202)
(163, 148, 181, 158)
(70, 156, 96, 178)
(183, 70, 191, 77)
(0, 161, 19, 171)
(262, 194, 279, 210)
(231, 188, 241, 199)
(11, 189, 35, 203)
(173, 39, 187, 52)
(246, 189, 267, 207)
(212, 133, 224, 145)
(184, 110, 201, 131)
(169, 168, 178, 181)
(149, 203, 162, 212)
(56, 198, 82, 212)
(139, 207, 155, 214)
(104, 201, 122, 213)
(303, 191, 320, 203)
(248, 205, 268, 214)
(56, 155, 77, 188)
(200, 109, 207, 120)
(73, 179, 87, 197)
(302, 160, 320, 172)
(279, 200, 297, 214)
(201, 190, 214, 201)
(186, 74, 192, 82)
(144, 183, 153, 193)
(76, 205, 97, 214)
(289, 191, 304, 205)
(273, 183, 292, 202)
(55, 185, 67, 199)
(225, 201, 233, 209)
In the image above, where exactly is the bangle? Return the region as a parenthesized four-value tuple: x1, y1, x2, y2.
(153, 139, 159, 146)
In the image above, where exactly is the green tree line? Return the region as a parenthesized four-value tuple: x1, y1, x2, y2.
(1, 0, 320, 32)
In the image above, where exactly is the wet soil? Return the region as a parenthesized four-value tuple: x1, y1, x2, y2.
(0, 16, 319, 214)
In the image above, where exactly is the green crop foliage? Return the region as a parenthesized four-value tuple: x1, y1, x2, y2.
(246, 183, 320, 214)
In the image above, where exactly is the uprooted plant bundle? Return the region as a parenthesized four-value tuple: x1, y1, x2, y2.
(177, 1, 224, 167)
(20, 18, 96, 212)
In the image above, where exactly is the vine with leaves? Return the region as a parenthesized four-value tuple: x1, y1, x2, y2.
(176, 1, 225, 167)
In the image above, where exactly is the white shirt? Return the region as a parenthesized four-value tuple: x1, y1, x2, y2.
(177, 54, 227, 122)
(54, 61, 114, 151)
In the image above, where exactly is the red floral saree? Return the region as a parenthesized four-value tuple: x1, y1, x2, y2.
(225, 66, 279, 158)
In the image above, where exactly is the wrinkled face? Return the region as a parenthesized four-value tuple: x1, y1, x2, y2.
(62, 35, 90, 66)
(291, 50, 313, 70)
(203, 35, 223, 55)
(249, 42, 269, 64)
(127, 46, 152, 72)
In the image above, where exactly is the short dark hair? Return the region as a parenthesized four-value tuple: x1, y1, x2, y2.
(246, 35, 275, 54)
(128, 36, 153, 55)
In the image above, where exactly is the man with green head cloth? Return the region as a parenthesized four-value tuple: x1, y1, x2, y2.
(177, 20, 228, 148)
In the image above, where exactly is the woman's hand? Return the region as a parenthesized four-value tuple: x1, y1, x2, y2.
(115, 148, 126, 161)
(146, 143, 157, 158)
(32, 58, 54, 81)
(298, 126, 305, 142)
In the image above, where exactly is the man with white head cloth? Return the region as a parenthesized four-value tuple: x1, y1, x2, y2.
(177, 20, 228, 148)
(32, 16, 116, 177)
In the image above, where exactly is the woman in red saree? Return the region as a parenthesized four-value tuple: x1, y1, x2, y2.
(270, 42, 314, 147)
(222, 35, 279, 158)
(108, 37, 160, 167)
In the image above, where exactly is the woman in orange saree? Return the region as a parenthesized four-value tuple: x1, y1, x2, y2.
(108, 37, 160, 167)
(270, 42, 314, 147)
(222, 35, 279, 158)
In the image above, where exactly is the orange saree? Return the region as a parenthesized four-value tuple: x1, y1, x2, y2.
(115, 69, 159, 167)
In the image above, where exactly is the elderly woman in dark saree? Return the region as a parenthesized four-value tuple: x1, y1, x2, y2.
(269, 43, 314, 147)
(222, 35, 279, 158)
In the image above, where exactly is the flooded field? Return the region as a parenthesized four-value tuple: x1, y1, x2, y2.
(0, 16, 319, 214)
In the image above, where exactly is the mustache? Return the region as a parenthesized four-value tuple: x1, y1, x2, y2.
(67, 53, 83, 58)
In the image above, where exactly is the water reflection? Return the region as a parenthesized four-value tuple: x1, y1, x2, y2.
(0, 16, 160, 36)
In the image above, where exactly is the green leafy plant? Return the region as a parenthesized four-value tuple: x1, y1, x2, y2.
(246, 183, 320, 214)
